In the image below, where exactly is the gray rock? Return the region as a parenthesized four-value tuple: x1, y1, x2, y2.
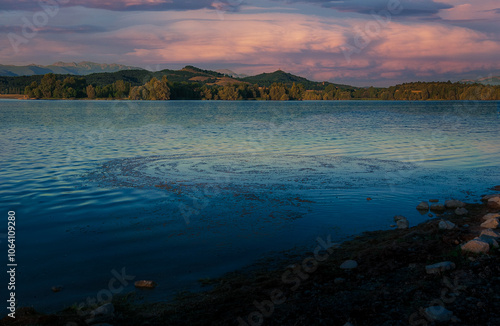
(393, 215, 409, 229)
(340, 260, 358, 270)
(480, 229, 500, 238)
(343, 323, 354, 326)
(482, 194, 500, 201)
(334, 277, 346, 284)
(461, 239, 490, 254)
(438, 220, 455, 230)
(477, 235, 499, 248)
(416, 201, 429, 211)
(482, 213, 500, 221)
(488, 196, 500, 210)
(445, 200, 465, 209)
(86, 303, 114, 324)
(480, 218, 499, 229)
(424, 306, 453, 322)
(425, 261, 456, 274)
(430, 204, 446, 212)
(455, 207, 468, 216)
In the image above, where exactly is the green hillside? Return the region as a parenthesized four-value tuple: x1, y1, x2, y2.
(240, 70, 355, 90)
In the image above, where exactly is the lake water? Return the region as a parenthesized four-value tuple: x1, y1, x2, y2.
(1, 100, 499, 314)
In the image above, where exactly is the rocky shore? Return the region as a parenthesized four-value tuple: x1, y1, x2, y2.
(3, 190, 500, 326)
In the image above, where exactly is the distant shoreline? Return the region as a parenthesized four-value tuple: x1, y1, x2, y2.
(0, 94, 28, 100)
(1, 96, 499, 102)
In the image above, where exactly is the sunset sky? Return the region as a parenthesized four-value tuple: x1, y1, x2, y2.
(1, 0, 499, 86)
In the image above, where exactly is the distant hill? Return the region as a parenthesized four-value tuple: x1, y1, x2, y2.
(240, 69, 354, 90)
(84, 65, 243, 87)
(216, 69, 249, 78)
(0, 61, 143, 77)
(0, 65, 361, 95)
(461, 76, 500, 86)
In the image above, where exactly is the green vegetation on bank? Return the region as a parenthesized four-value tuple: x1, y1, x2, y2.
(1, 66, 500, 100)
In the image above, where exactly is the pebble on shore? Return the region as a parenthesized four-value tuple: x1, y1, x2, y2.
(480, 229, 500, 238)
(445, 199, 465, 209)
(438, 220, 456, 230)
(424, 306, 454, 322)
(480, 218, 499, 229)
(51, 286, 63, 293)
(430, 204, 445, 213)
(482, 213, 500, 221)
(416, 201, 429, 211)
(476, 235, 499, 248)
(461, 239, 490, 254)
(134, 280, 158, 289)
(393, 215, 409, 229)
(425, 261, 456, 274)
(488, 196, 500, 210)
(340, 260, 358, 270)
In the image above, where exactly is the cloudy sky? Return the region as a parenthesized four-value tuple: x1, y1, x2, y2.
(0, 0, 499, 86)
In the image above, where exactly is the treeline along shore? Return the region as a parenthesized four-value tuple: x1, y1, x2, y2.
(1, 65, 500, 101)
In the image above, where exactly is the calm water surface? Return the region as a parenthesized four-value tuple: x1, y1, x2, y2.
(1, 100, 499, 313)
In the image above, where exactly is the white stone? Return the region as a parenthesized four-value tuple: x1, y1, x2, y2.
(455, 207, 468, 216)
(482, 213, 500, 221)
(425, 261, 456, 274)
(445, 200, 465, 209)
(416, 201, 429, 211)
(340, 260, 358, 270)
(461, 239, 490, 254)
(480, 218, 499, 229)
(480, 229, 500, 238)
(424, 306, 453, 322)
(438, 220, 455, 230)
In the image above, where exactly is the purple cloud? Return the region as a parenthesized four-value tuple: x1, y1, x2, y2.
(280, 0, 453, 17)
(0, 0, 244, 12)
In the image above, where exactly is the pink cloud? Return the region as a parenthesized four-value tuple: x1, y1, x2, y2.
(1, 3, 499, 86)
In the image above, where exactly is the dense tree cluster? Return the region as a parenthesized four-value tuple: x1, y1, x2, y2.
(24, 74, 86, 99)
(1, 71, 499, 101)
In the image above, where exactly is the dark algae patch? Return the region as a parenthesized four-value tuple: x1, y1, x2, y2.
(3, 194, 500, 326)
